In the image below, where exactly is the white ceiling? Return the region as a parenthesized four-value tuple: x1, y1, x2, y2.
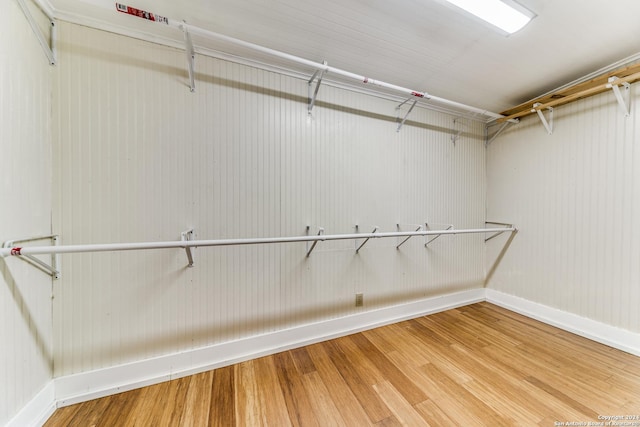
(50, 0, 640, 114)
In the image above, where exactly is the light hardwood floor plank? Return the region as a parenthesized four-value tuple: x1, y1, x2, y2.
(419, 362, 513, 427)
(235, 361, 264, 427)
(102, 390, 139, 426)
(321, 339, 391, 423)
(252, 356, 292, 427)
(43, 303, 640, 426)
(209, 365, 235, 427)
(414, 398, 458, 426)
(180, 371, 213, 427)
(372, 380, 431, 426)
(300, 371, 347, 427)
(348, 333, 428, 405)
(369, 323, 432, 366)
(121, 383, 158, 426)
(273, 351, 320, 427)
(305, 342, 373, 426)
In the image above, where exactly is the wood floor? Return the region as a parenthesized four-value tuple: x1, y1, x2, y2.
(45, 302, 640, 426)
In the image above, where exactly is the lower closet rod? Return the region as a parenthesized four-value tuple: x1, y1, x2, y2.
(1, 227, 516, 257)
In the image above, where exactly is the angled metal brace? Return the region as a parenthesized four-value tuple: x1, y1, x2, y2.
(2, 235, 60, 279)
(532, 103, 553, 134)
(355, 225, 378, 253)
(396, 224, 422, 249)
(484, 222, 514, 242)
(181, 228, 195, 267)
(424, 224, 453, 247)
(607, 77, 631, 117)
(16, 0, 56, 65)
(485, 226, 518, 285)
(396, 96, 418, 132)
(485, 121, 515, 146)
(306, 226, 325, 257)
(182, 23, 195, 92)
(451, 118, 467, 145)
(308, 61, 328, 114)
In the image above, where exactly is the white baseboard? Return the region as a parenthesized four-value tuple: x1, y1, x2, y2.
(5, 381, 56, 427)
(16, 287, 640, 425)
(486, 289, 640, 357)
(55, 288, 485, 407)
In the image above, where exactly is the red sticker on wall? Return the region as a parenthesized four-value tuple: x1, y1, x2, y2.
(115, 3, 168, 24)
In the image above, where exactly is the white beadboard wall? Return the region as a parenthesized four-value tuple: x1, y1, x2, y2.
(1, 1, 54, 425)
(52, 22, 486, 377)
(487, 85, 640, 334)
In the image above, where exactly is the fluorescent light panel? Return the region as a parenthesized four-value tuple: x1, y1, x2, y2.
(444, 0, 532, 34)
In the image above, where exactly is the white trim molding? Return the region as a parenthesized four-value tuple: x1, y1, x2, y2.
(5, 381, 56, 427)
(55, 288, 485, 407)
(11, 288, 640, 424)
(486, 289, 640, 357)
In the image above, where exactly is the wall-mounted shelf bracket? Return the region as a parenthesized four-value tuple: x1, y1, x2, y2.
(396, 224, 422, 249)
(424, 223, 453, 247)
(181, 228, 195, 267)
(308, 61, 328, 114)
(484, 222, 515, 242)
(396, 96, 418, 132)
(306, 226, 325, 257)
(2, 235, 60, 279)
(182, 23, 195, 92)
(451, 118, 467, 145)
(16, 0, 57, 65)
(607, 77, 631, 117)
(485, 120, 516, 146)
(355, 225, 379, 253)
(532, 103, 553, 134)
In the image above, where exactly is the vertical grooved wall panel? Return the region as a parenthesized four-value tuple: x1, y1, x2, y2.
(487, 86, 640, 333)
(1, 1, 53, 424)
(53, 23, 486, 377)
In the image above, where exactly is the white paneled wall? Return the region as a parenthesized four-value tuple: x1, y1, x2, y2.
(487, 86, 640, 333)
(52, 23, 486, 377)
(0, 1, 53, 425)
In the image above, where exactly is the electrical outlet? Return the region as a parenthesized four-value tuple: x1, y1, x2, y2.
(355, 293, 364, 307)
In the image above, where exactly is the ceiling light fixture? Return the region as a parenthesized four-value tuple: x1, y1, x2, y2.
(443, 0, 534, 34)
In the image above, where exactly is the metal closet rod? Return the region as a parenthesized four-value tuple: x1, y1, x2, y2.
(114, 3, 514, 122)
(1, 227, 516, 258)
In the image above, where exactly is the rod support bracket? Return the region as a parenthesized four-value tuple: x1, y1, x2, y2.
(485, 121, 514, 146)
(451, 118, 468, 145)
(17, 0, 57, 65)
(355, 225, 379, 253)
(306, 226, 325, 257)
(424, 223, 453, 247)
(607, 77, 631, 117)
(396, 224, 422, 249)
(308, 61, 328, 114)
(484, 222, 516, 242)
(532, 103, 553, 134)
(182, 23, 196, 92)
(396, 96, 419, 132)
(2, 235, 60, 279)
(181, 228, 195, 267)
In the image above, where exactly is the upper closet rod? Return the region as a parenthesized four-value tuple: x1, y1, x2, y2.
(1, 227, 516, 258)
(115, 3, 514, 123)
